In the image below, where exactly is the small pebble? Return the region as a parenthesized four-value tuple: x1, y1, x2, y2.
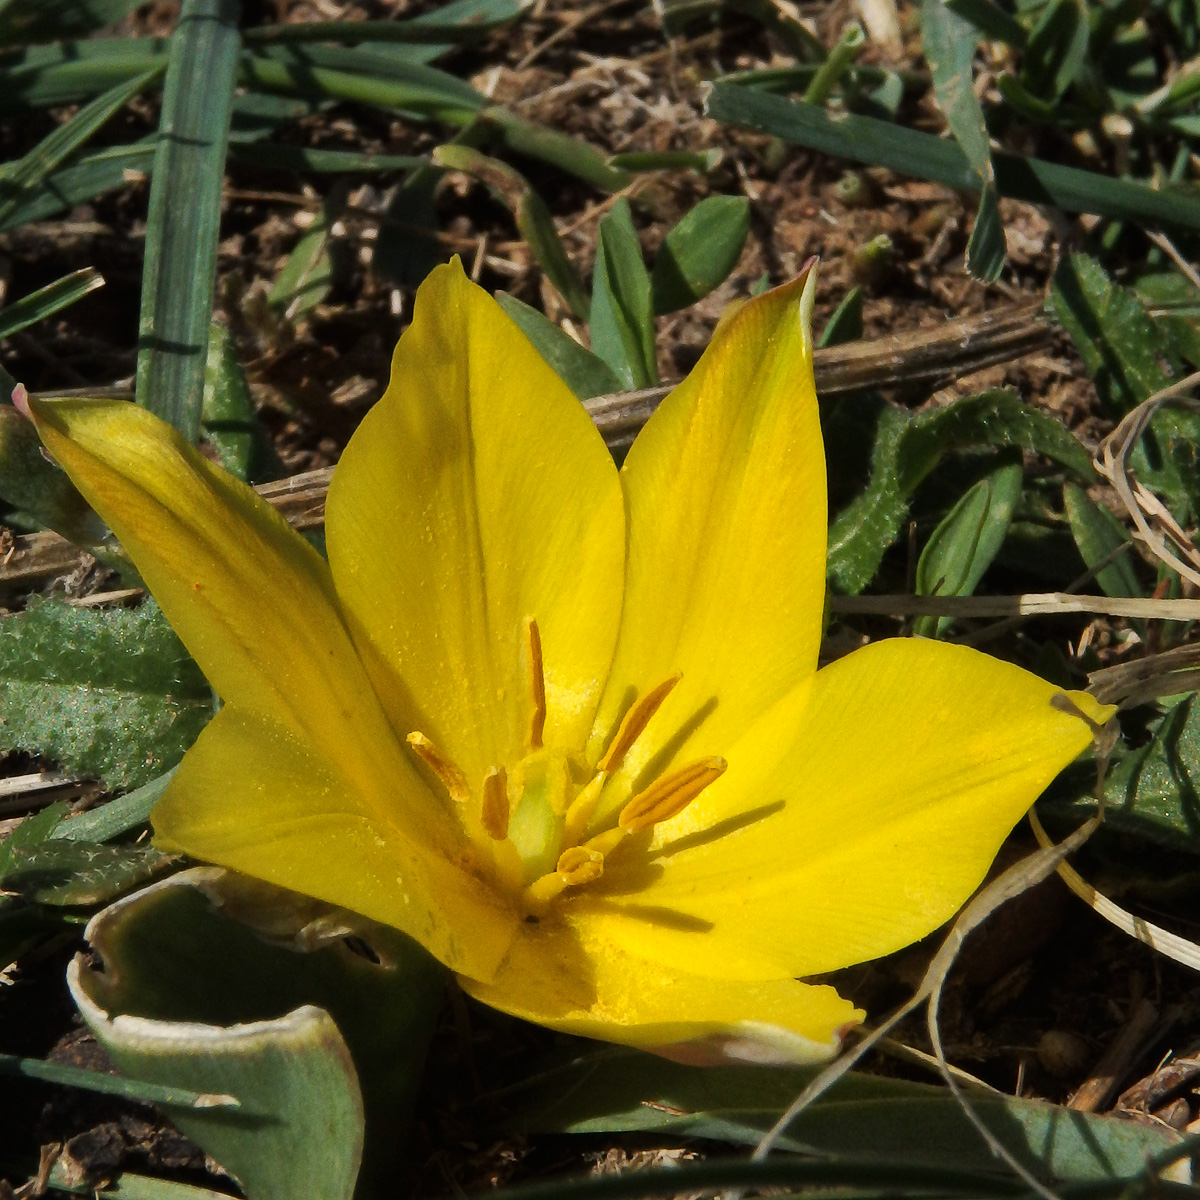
(1037, 1030, 1091, 1079)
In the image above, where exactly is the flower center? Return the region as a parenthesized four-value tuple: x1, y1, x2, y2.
(405, 618, 726, 916)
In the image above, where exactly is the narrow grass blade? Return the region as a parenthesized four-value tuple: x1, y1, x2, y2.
(226, 144, 423, 173)
(0, 140, 155, 232)
(0, 67, 160, 229)
(433, 144, 590, 317)
(922, 0, 1004, 279)
(136, 0, 241, 440)
(706, 84, 1200, 231)
(0, 38, 165, 111)
(0, 0, 146, 44)
(482, 107, 631, 193)
(0, 268, 104, 338)
(243, 13, 520, 47)
(0, 1053, 236, 1109)
(241, 48, 482, 124)
(51, 770, 176, 843)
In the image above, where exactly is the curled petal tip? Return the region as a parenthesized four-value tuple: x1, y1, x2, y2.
(10, 383, 30, 419)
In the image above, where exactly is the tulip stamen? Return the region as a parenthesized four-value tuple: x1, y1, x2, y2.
(523, 845, 605, 911)
(406, 731, 471, 808)
(481, 766, 509, 840)
(526, 617, 547, 751)
(597, 673, 682, 773)
(618, 757, 727, 833)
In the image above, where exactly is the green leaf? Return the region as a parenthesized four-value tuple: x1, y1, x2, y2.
(914, 460, 1022, 636)
(649, 196, 750, 315)
(945, 0, 1027, 47)
(0, 0, 146, 44)
(0, 68, 160, 230)
(70, 869, 446, 1200)
(0, 140, 156, 233)
(0, 1051, 236, 1108)
(0, 267, 104, 339)
(0, 597, 212, 789)
(1049, 252, 1178, 413)
(432, 144, 590, 318)
(267, 199, 338, 325)
(818, 286, 863, 347)
(608, 148, 722, 172)
(4, 838, 174, 906)
(136, 0, 241, 441)
(705, 84, 1200, 232)
(1063, 482, 1143, 598)
(52, 770, 175, 843)
(495, 293, 621, 400)
(827, 390, 1093, 593)
(1051, 694, 1200, 854)
(922, 0, 1006, 281)
(1020, 0, 1089, 101)
(0, 801, 66, 883)
(202, 323, 284, 484)
(512, 1049, 1182, 1183)
(590, 198, 657, 389)
(0, 406, 110, 550)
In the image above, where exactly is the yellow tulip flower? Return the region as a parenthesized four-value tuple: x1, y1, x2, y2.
(26, 258, 1110, 1064)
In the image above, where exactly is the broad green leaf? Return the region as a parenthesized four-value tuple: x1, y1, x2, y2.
(65, 1172, 237, 1200)
(0, 268, 104, 339)
(922, 0, 1005, 280)
(495, 293, 621, 400)
(705, 84, 1200, 232)
(3, 838, 174, 906)
(0, 597, 212, 789)
(136, 0, 240, 441)
(827, 390, 1093, 593)
(826, 400, 911, 593)
(70, 869, 446, 1199)
(1052, 694, 1200, 854)
(512, 1049, 1183, 1183)
(590, 198, 658, 388)
(0, 406, 110, 551)
(202, 323, 284, 484)
(0, 0, 146, 44)
(1049, 252, 1177, 412)
(649, 195, 750, 314)
(818, 286, 863, 347)
(1020, 0, 1089, 101)
(1050, 255, 1199, 519)
(914, 461, 1023, 636)
(432, 144, 590, 318)
(1063, 483, 1142, 598)
(0, 801, 66, 883)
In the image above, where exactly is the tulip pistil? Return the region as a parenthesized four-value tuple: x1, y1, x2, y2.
(405, 636, 726, 917)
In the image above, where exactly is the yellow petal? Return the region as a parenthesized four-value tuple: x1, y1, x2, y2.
(581, 639, 1113, 980)
(325, 259, 625, 788)
(154, 705, 518, 981)
(458, 912, 860, 1063)
(26, 397, 409, 808)
(587, 267, 825, 825)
